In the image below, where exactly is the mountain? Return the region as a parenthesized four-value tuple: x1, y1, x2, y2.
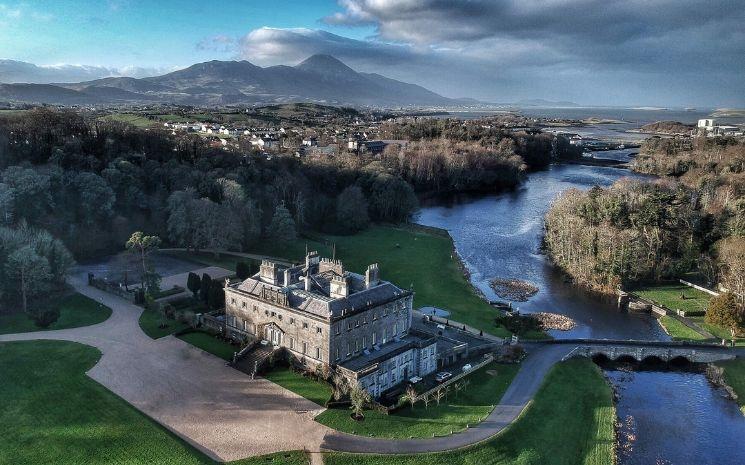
(515, 98, 580, 108)
(0, 55, 457, 107)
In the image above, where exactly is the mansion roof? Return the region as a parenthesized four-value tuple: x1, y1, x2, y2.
(230, 256, 411, 320)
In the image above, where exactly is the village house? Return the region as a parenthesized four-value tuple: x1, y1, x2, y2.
(223, 252, 438, 397)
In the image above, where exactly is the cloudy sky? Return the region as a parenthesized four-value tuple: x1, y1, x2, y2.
(1, 0, 743, 107)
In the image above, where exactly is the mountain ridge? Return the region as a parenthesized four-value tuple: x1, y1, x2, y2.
(0, 55, 458, 107)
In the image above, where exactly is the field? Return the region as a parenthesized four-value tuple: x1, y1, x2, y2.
(177, 330, 238, 361)
(0, 293, 111, 335)
(262, 366, 333, 407)
(324, 358, 615, 465)
(315, 362, 520, 438)
(633, 283, 711, 312)
(0, 340, 309, 465)
(102, 113, 157, 128)
(250, 226, 510, 337)
(715, 359, 745, 415)
(657, 315, 708, 341)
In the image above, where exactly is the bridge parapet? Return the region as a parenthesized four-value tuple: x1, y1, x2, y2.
(565, 344, 736, 363)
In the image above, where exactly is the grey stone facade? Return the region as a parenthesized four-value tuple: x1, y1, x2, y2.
(224, 252, 437, 397)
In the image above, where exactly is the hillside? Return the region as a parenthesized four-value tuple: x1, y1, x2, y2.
(0, 55, 456, 108)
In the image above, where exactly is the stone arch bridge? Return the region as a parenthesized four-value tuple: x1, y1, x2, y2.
(536, 339, 738, 364)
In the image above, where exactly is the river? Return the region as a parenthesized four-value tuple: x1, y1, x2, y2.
(416, 163, 667, 340)
(414, 160, 744, 464)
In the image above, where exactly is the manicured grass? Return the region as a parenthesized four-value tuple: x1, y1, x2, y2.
(690, 316, 745, 346)
(0, 293, 111, 335)
(138, 309, 191, 339)
(263, 366, 333, 407)
(324, 358, 615, 465)
(633, 283, 711, 313)
(658, 315, 708, 341)
(177, 331, 238, 361)
(715, 359, 745, 415)
(316, 362, 520, 438)
(163, 250, 252, 272)
(251, 226, 510, 337)
(0, 340, 309, 465)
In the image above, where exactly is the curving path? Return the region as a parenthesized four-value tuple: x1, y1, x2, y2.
(0, 272, 577, 461)
(0, 272, 331, 462)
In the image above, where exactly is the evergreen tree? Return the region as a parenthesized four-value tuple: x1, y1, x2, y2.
(268, 203, 296, 242)
(187, 272, 201, 298)
(200, 273, 212, 302)
(236, 261, 252, 280)
(336, 185, 369, 233)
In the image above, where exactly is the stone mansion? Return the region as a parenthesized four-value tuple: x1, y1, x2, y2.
(223, 251, 437, 398)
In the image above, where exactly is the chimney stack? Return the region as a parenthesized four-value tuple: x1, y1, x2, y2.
(330, 274, 350, 299)
(365, 264, 380, 289)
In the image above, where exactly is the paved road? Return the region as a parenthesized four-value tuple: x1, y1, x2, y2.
(320, 344, 572, 453)
(0, 273, 331, 462)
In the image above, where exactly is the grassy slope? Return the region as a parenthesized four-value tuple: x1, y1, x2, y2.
(263, 366, 333, 407)
(634, 283, 710, 312)
(0, 293, 111, 335)
(316, 362, 520, 438)
(0, 340, 308, 465)
(139, 310, 190, 339)
(658, 315, 707, 341)
(177, 331, 238, 361)
(715, 359, 745, 415)
(324, 358, 615, 465)
(252, 226, 509, 337)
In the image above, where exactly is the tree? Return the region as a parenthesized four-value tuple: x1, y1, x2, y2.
(268, 203, 296, 242)
(433, 387, 445, 406)
(332, 372, 350, 401)
(349, 383, 371, 420)
(187, 272, 201, 297)
(400, 384, 418, 411)
(200, 273, 212, 302)
(236, 261, 252, 280)
(706, 292, 745, 338)
(208, 282, 224, 310)
(336, 185, 369, 232)
(453, 381, 464, 399)
(421, 392, 431, 410)
(125, 232, 161, 283)
(5, 245, 51, 315)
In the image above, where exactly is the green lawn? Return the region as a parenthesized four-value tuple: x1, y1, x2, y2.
(690, 316, 745, 346)
(633, 283, 711, 313)
(138, 309, 191, 339)
(161, 250, 255, 273)
(177, 331, 238, 361)
(715, 359, 745, 415)
(316, 362, 520, 438)
(250, 226, 510, 337)
(102, 113, 157, 128)
(263, 366, 333, 407)
(0, 293, 111, 335)
(0, 340, 309, 465)
(324, 358, 615, 465)
(658, 315, 708, 341)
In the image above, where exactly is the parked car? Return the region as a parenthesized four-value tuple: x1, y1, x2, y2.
(462, 364, 472, 372)
(435, 372, 452, 383)
(408, 376, 423, 384)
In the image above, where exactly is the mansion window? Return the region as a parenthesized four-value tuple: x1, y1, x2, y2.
(316, 327, 322, 334)
(231, 298, 236, 305)
(302, 342, 307, 354)
(253, 305, 257, 312)
(363, 336, 367, 349)
(289, 337, 295, 349)
(382, 328, 387, 344)
(373, 312, 377, 320)
(290, 317, 295, 325)
(335, 324, 340, 335)
(335, 347, 340, 361)
(347, 321, 352, 331)
(316, 347, 321, 360)
(355, 319, 360, 327)
(346, 343, 351, 356)
(303, 322, 309, 329)
(354, 339, 359, 353)
(242, 301, 246, 308)
(372, 332, 377, 345)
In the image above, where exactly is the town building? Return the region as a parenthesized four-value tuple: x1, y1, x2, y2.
(223, 252, 438, 397)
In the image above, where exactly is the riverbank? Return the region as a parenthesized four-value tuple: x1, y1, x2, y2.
(713, 359, 745, 415)
(323, 358, 616, 465)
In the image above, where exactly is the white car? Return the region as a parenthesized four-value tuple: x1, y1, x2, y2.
(462, 364, 472, 372)
(435, 372, 452, 383)
(408, 376, 423, 384)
